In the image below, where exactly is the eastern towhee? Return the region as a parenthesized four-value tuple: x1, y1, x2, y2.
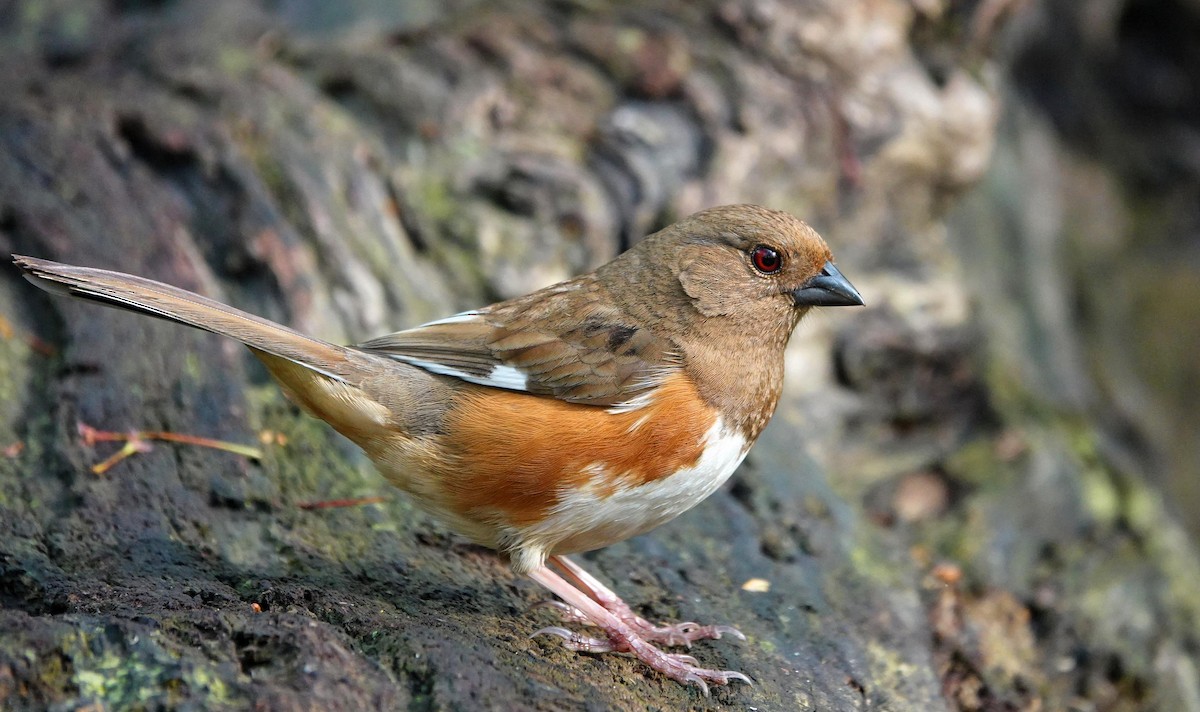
(14, 204, 863, 695)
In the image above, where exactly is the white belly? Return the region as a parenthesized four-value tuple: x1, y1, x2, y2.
(513, 418, 749, 565)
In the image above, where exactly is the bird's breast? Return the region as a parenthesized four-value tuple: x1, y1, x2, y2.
(532, 418, 749, 557)
(424, 372, 750, 559)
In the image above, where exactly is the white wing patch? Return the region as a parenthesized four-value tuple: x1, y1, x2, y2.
(483, 364, 529, 391)
(393, 356, 529, 392)
(419, 310, 482, 327)
(389, 310, 537, 391)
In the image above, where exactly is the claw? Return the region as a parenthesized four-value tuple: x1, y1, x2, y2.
(714, 625, 747, 641)
(724, 671, 753, 685)
(531, 626, 613, 653)
(683, 668, 753, 697)
(530, 625, 575, 641)
(667, 652, 699, 666)
(684, 674, 710, 697)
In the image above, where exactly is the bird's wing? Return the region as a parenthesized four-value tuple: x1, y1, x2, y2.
(355, 278, 681, 407)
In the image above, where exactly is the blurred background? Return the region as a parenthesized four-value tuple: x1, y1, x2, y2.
(0, 0, 1197, 709)
(955, 0, 1200, 542)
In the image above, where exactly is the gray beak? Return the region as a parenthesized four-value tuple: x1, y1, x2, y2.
(791, 261, 864, 307)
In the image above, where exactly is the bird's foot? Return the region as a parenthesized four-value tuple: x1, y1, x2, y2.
(530, 562, 750, 696)
(535, 599, 745, 647)
(532, 624, 750, 696)
(543, 555, 746, 647)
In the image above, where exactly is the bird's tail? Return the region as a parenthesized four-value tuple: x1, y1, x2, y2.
(12, 254, 354, 382)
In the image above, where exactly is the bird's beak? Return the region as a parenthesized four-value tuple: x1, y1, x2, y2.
(791, 261, 865, 307)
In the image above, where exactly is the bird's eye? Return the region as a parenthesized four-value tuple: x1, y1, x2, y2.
(750, 245, 782, 274)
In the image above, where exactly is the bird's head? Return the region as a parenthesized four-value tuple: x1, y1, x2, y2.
(617, 205, 863, 346)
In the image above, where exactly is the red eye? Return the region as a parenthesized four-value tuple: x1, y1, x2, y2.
(750, 245, 782, 274)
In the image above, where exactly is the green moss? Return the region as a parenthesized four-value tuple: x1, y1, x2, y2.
(179, 664, 233, 705)
(182, 351, 204, 382)
(56, 624, 240, 709)
(982, 357, 1054, 424)
(19, 0, 47, 25)
(410, 170, 459, 227)
(921, 502, 987, 571)
(58, 5, 91, 41)
(217, 46, 255, 76)
(240, 383, 417, 569)
(0, 297, 62, 512)
(943, 436, 1016, 489)
(1078, 458, 1121, 526)
(247, 384, 362, 496)
(250, 150, 295, 219)
(845, 530, 906, 590)
(1065, 424, 1138, 529)
(0, 331, 31, 438)
(864, 639, 925, 699)
(72, 669, 111, 700)
(1121, 479, 1200, 637)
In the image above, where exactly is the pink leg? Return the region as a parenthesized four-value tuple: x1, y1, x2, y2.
(528, 564, 750, 696)
(545, 555, 746, 648)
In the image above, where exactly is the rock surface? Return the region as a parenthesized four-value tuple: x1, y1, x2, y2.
(0, 1, 1196, 710)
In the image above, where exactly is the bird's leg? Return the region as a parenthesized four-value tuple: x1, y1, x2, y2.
(545, 555, 746, 648)
(529, 564, 750, 696)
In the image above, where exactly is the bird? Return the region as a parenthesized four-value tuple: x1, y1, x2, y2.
(13, 204, 863, 695)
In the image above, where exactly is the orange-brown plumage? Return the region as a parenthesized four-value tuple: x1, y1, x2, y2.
(442, 372, 716, 528)
(11, 204, 863, 695)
